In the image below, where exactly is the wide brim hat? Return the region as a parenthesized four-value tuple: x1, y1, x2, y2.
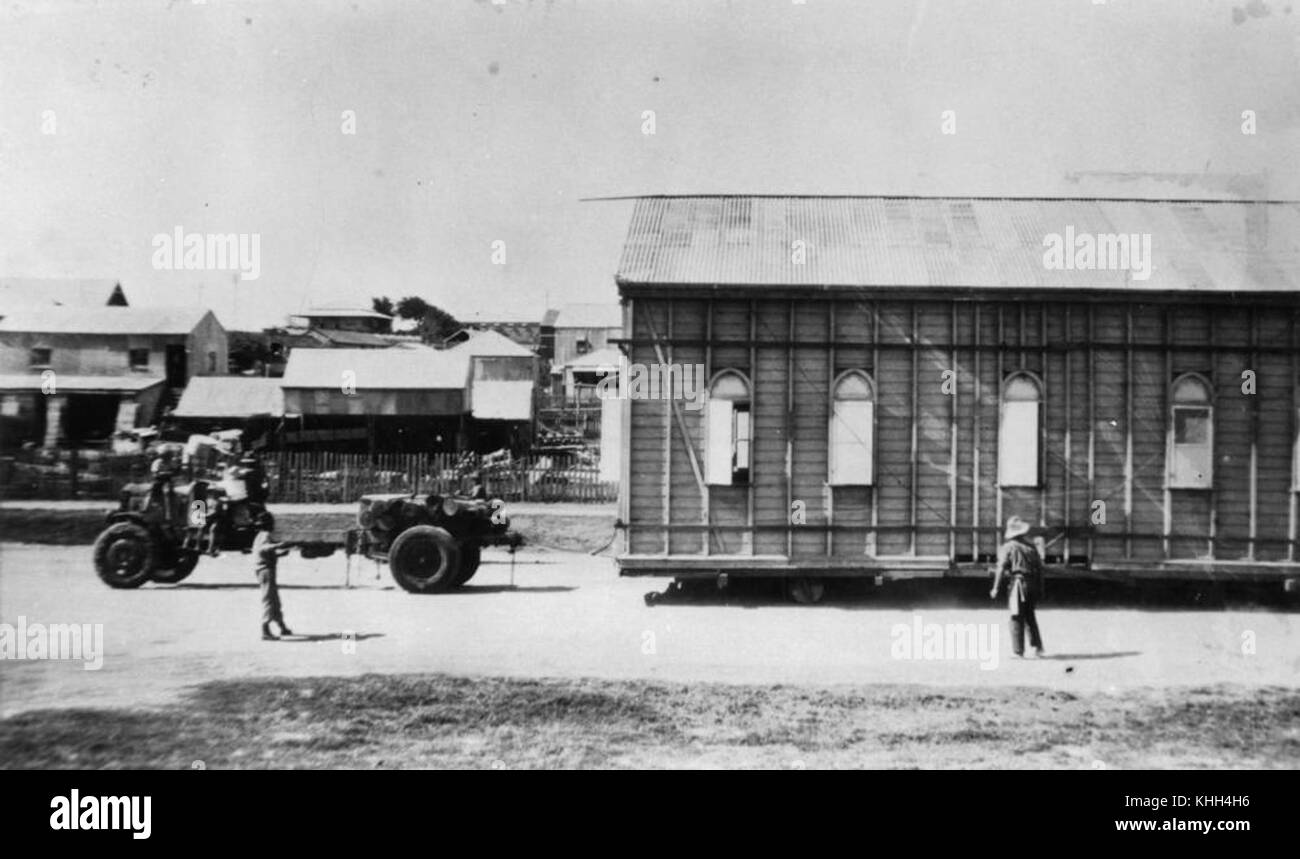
(1004, 516, 1032, 540)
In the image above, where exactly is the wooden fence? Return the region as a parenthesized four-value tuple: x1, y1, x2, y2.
(264, 451, 615, 503)
(0, 449, 617, 504)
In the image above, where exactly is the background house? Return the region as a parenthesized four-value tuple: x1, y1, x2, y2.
(445, 329, 538, 452)
(262, 304, 407, 374)
(560, 345, 621, 401)
(541, 303, 622, 378)
(0, 306, 227, 448)
(458, 309, 543, 354)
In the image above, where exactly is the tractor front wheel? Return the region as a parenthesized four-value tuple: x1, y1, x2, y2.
(93, 523, 157, 589)
(388, 525, 461, 593)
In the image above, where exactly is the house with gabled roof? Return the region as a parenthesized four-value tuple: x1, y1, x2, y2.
(0, 306, 226, 448)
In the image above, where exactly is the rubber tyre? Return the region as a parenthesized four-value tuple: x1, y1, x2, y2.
(388, 525, 461, 593)
(452, 543, 482, 586)
(93, 522, 157, 589)
(152, 550, 200, 584)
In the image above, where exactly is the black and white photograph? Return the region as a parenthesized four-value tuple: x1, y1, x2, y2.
(0, 0, 1297, 806)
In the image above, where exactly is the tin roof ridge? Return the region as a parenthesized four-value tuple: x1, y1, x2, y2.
(583, 193, 1300, 204)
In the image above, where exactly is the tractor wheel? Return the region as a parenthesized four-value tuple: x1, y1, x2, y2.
(452, 543, 482, 586)
(152, 550, 200, 584)
(92, 523, 157, 589)
(388, 525, 461, 593)
(787, 576, 826, 605)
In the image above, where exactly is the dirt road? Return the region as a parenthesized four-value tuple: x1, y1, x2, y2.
(2, 542, 1298, 720)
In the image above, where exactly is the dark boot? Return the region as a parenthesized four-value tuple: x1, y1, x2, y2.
(261, 623, 278, 641)
(278, 621, 294, 637)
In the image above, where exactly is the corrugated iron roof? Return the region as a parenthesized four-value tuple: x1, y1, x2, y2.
(172, 376, 285, 418)
(565, 345, 622, 370)
(450, 329, 537, 358)
(0, 278, 127, 309)
(615, 196, 1300, 292)
(294, 304, 392, 319)
(281, 347, 469, 390)
(0, 306, 213, 334)
(314, 329, 401, 348)
(0, 374, 164, 393)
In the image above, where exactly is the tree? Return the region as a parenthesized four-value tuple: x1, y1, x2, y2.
(228, 331, 274, 374)
(372, 296, 395, 317)
(395, 296, 431, 320)
(396, 296, 460, 343)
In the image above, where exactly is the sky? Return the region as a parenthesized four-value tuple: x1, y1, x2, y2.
(0, 0, 1297, 329)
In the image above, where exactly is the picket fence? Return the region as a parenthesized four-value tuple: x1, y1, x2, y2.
(0, 449, 616, 504)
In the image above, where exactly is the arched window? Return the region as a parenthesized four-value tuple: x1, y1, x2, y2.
(705, 370, 750, 485)
(1168, 374, 1213, 489)
(999, 373, 1042, 487)
(829, 371, 874, 485)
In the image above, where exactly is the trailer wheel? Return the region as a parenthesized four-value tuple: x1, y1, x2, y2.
(152, 550, 200, 584)
(787, 577, 826, 605)
(93, 523, 157, 589)
(388, 525, 461, 593)
(453, 543, 482, 586)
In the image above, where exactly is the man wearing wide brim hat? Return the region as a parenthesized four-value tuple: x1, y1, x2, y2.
(990, 515, 1046, 658)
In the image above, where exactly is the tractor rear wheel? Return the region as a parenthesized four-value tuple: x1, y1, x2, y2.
(93, 522, 157, 589)
(388, 525, 461, 593)
(152, 550, 200, 584)
(452, 543, 482, 586)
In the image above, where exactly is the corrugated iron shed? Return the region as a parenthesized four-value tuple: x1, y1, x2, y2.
(281, 346, 469, 390)
(172, 376, 286, 418)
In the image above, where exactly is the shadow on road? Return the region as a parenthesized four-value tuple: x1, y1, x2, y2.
(166, 583, 388, 592)
(444, 585, 576, 595)
(274, 632, 385, 644)
(1042, 651, 1141, 661)
(641, 577, 1300, 612)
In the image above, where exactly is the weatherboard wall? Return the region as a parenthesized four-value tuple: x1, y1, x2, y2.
(619, 293, 1300, 574)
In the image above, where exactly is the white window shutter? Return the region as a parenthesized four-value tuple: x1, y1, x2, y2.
(830, 400, 873, 485)
(705, 398, 734, 485)
(1170, 409, 1213, 488)
(998, 401, 1039, 486)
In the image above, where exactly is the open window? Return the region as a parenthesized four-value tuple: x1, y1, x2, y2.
(829, 370, 874, 485)
(998, 373, 1042, 487)
(29, 347, 52, 368)
(128, 348, 149, 370)
(705, 370, 751, 485)
(1168, 373, 1213, 489)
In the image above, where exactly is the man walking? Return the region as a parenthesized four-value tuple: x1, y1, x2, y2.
(252, 514, 293, 641)
(990, 515, 1045, 658)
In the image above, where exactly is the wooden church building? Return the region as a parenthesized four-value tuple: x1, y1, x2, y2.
(612, 195, 1300, 596)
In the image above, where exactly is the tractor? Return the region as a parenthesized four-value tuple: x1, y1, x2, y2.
(91, 467, 282, 589)
(350, 492, 522, 593)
